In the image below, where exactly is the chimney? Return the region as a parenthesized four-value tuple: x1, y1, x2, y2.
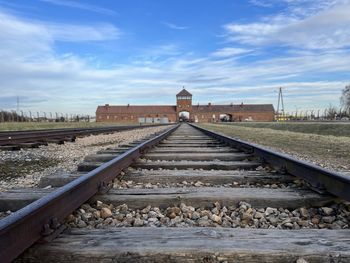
(208, 102, 211, 107)
(127, 104, 130, 107)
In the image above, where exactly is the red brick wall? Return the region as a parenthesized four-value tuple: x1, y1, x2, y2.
(191, 111, 274, 123)
(96, 103, 274, 123)
(96, 113, 177, 123)
(176, 98, 192, 121)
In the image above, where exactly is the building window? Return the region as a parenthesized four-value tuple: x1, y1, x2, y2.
(107, 115, 110, 120)
(177, 96, 191, 100)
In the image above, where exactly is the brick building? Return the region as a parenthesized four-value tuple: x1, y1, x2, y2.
(96, 88, 275, 123)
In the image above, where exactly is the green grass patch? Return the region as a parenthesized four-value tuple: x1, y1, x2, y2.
(219, 122, 350, 137)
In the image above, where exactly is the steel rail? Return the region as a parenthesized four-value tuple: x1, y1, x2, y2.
(0, 124, 179, 262)
(0, 124, 171, 146)
(190, 123, 350, 202)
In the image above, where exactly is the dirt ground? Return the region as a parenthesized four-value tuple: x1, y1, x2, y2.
(199, 123, 350, 174)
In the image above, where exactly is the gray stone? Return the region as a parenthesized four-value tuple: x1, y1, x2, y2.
(279, 212, 289, 219)
(114, 213, 124, 221)
(265, 207, 276, 216)
(299, 207, 309, 218)
(117, 204, 128, 212)
(254, 212, 263, 219)
(141, 205, 151, 214)
(103, 218, 114, 226)
(148, 218, 158, 223)
(81, 212, 92, 222)
(77, 220, 87, 228)
(296, 258, 309, 263)
(192, 211, 200, 220)
(322, 216, 335, 224)
(198, 219, 211, 227)
(148, 211, 158, 218)
(267, 216, 278, 225)
(321, 207, 334, 216)
(283, 222, 293, 228)
(211, 207, 220, 215)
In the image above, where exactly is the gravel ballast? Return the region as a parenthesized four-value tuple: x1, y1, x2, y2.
(66, 200, 350, 230)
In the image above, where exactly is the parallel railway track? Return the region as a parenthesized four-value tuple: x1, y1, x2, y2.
(0, 124, 168, 150)
(0, 123, 349, 262)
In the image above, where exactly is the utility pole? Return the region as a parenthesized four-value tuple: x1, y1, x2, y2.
(276, 87, 285, 121)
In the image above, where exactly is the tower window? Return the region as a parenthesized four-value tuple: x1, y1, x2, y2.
(177, 96, 191, 100)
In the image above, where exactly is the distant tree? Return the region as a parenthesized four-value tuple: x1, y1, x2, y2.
(325, 104, 338, 119)
(0, 110, 27, 122)
(341, 85, 350, 110)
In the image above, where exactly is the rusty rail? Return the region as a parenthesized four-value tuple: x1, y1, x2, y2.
(0, 124, 171, 146)
(190, 123, 350, 202)
(0, 124, 179, 262)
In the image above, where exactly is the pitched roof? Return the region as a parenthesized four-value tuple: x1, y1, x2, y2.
(96, 103, 274, 115)
(96, 105, 177, 115)
(176, 88, 192, 97)
(192, 104, 274, 113)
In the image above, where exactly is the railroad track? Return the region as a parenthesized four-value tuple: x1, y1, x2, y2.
(1, 123, 350, 262)
(0, 124, 168, 150)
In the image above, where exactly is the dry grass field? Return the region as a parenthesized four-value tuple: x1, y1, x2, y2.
(0, 122, 137, 131)
(199, 123, 350, 173)
(219, 122, 350, 137)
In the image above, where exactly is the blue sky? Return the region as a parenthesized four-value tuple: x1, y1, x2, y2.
(0, 0, 349, 115)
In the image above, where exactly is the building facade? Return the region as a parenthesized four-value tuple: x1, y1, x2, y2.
(96, 89, 275, 123)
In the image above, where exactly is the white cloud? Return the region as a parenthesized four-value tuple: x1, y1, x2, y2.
(47, 23, 119, 42)
(0, 11, 119, 60)
(225, 1, 350, 49)
(211, 47, 253, 57)
(39, 0, 117, 15)
(0, 9, 348, 115)
(0, 12, 52, 59)
(162, 22, 188, 30)
(249, 0, 273, 8)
